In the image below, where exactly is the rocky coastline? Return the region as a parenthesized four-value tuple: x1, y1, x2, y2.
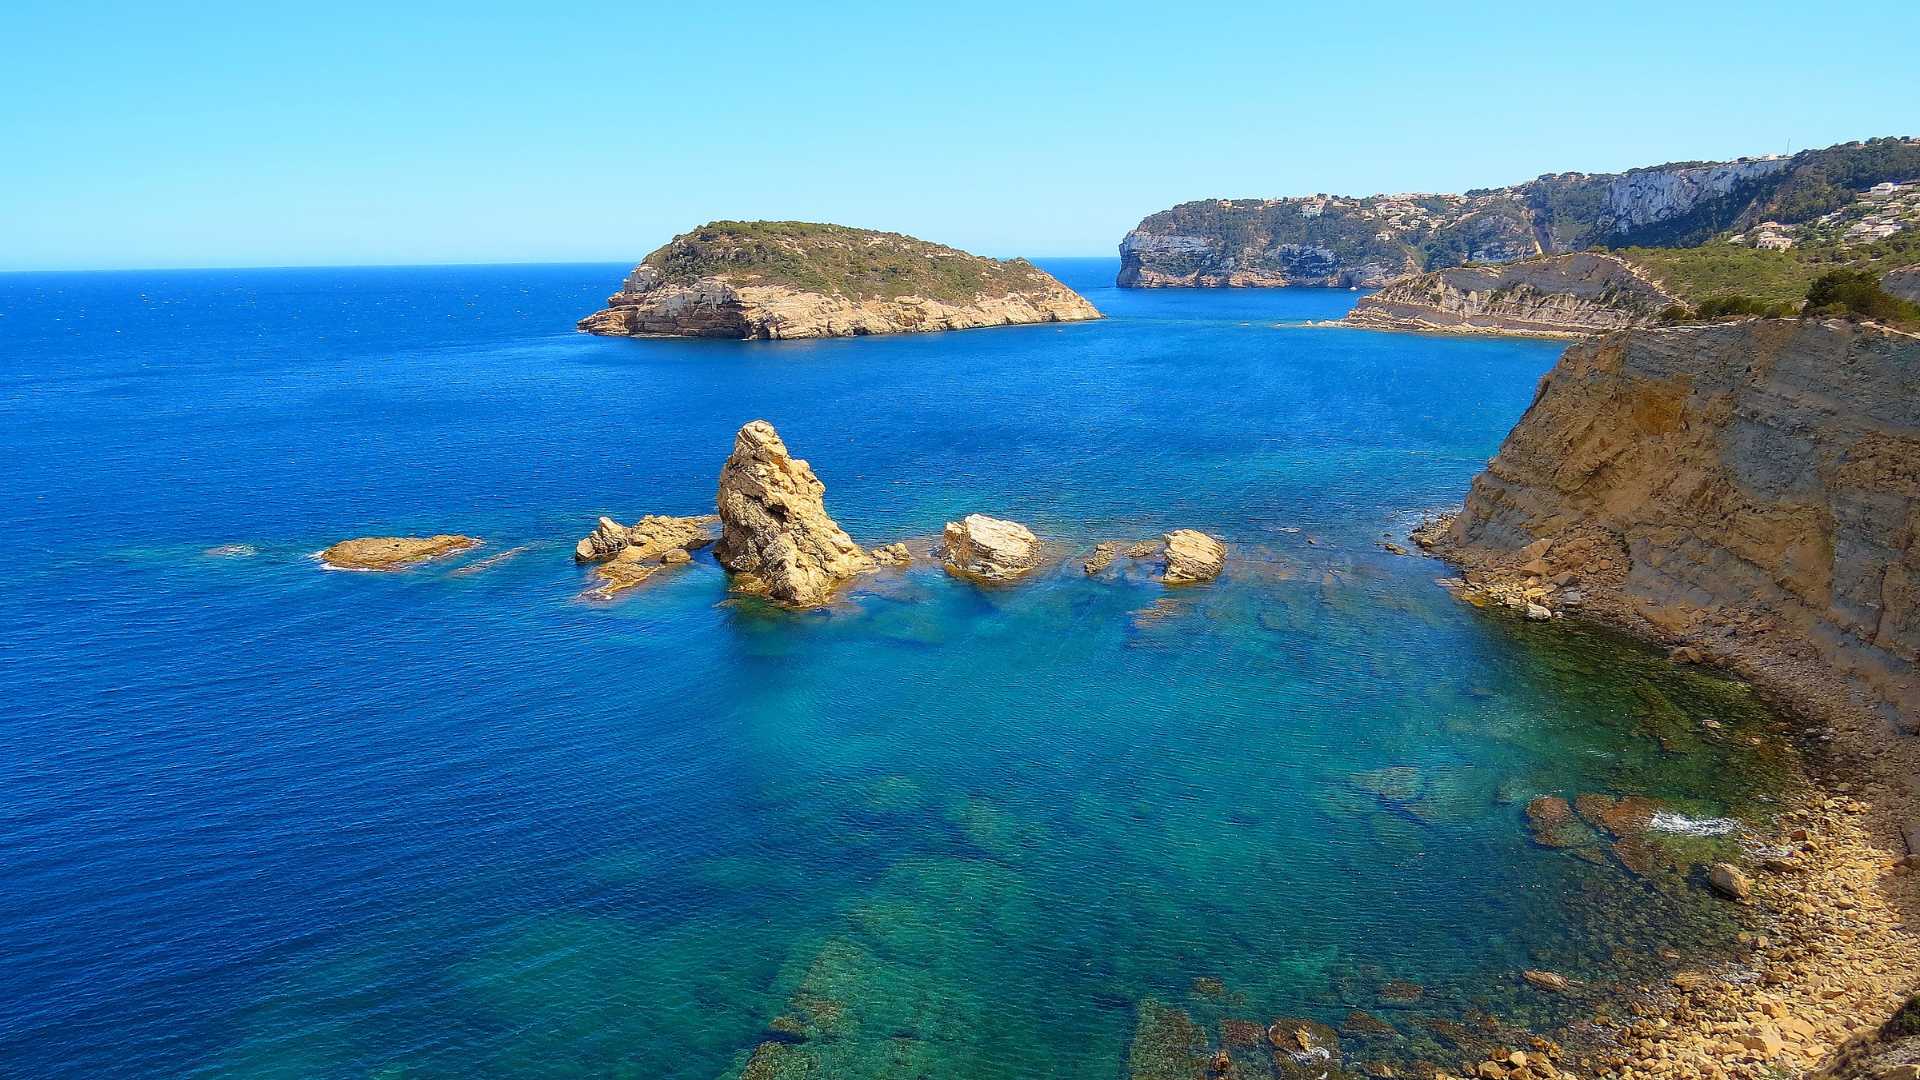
(1413, 317, 1920, 1078)
(1118, 138, 1917, 291)
(578, 221, 1101, 340)
(1341, 253, 1678, 338)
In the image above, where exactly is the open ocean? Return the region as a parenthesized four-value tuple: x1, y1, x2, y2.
(0, 259, 1797, 1078)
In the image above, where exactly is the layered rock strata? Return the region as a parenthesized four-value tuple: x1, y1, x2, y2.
(1160, 529, 1226, 584)
(713, 421, 874, 606)
(1342, 253, 1678, 337)
(1440, 318, 1920, 727)
(939, 514, 1041, 582)
(574, 514, 719, 600)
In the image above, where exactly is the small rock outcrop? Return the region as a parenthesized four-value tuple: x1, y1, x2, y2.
(1342, 253, 1678, 337)
(939, 514, 1041, 582)
(1160, 529, 1226, 584)
(869, 542, 912, 567)
(713, 421, 874, 606)
(1084, 542, 1119, 574)
(319, 535, 479, 571)
(575, 514, 719, 600)
(578, 221, 1100, 340)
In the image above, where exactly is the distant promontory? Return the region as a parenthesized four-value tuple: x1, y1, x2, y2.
(578, 221, 1101, 340)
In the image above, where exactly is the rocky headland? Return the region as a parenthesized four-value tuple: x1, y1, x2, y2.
(578, 221, 1100, 340)
(319, 535, 480, 570)
(1418, 317, 1920, 1078)
(1341, 253, 1679, 337)
(1118, 137, 1918, 289)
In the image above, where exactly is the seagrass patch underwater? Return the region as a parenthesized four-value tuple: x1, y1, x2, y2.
(0, 260, 1800, 1079)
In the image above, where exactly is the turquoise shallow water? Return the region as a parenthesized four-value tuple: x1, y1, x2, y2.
(0, 260, 1795, 1078)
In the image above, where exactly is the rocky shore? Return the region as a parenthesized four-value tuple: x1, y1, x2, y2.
(1414, 317, 1920, 1078)
(578, 221, 1100, 340)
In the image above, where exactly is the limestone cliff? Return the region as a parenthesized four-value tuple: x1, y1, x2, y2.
(1119, 137, 1917, 288)
(579, 221, 1100, 340)
(1342, 253, 1679, 337)
(1443, 319, 1920, 727)
(713, 420, 874, 605)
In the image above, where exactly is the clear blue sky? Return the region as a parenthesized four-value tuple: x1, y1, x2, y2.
(4, 0, 1916, 271)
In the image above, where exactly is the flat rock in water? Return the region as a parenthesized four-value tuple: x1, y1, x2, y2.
(320, 535, 479, 571)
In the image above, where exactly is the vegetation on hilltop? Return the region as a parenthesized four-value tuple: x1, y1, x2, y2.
(1625, 231, 1920, 306)
(641, 221, 1057, 302)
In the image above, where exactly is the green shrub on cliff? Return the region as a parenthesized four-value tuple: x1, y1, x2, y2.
(1803, 269, 1920, 324)
(1623, 232, 1920, 308)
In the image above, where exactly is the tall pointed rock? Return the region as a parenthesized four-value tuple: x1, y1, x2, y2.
(714, 420, 873, 606)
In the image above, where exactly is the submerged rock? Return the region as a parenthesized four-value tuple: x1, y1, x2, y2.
(319, 535, 479, 571)
(713, 420, 874, 606)
(939, 514, 1041, 582)
(1708, 861, 1753, 901)
(1522, 969, 1572, 993)
(1161, 529, 1226, 585)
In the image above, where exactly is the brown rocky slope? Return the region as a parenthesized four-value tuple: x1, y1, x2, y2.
(1342, 253, 1679, 337)
(1426, 318, 1920, 1077)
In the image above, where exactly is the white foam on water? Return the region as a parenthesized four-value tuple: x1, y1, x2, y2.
(1649, 811, 1740, 837)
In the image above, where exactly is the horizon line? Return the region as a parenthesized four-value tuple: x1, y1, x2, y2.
(0, 252, 1122, 277)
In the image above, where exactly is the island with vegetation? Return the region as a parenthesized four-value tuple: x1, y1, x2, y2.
(578, 221, 1101, 340)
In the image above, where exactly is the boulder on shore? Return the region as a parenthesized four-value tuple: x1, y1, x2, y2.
(713, 421, 874, 606)
(320, 535, 479, 571)
(1161, 530, 1226, 585)
(940, 514, 1041, 582)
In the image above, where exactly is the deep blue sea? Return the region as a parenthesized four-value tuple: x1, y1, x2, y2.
(0, 260, 1797, 1079)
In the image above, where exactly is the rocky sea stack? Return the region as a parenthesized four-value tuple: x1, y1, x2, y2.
(578, 221, 1101, 340)
(713, 420, 874, 605)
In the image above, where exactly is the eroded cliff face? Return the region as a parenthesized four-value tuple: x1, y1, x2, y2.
(1116, 192, 1540, 288)
(1342, 253, 1678, 337)
(1446, 320, 1920, 727)
(1118, 138, 1920, 289)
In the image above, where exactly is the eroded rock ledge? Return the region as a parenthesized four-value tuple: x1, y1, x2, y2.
(578, 221, 1101, 340)
(1343, 253, 1678, 338)
(320, 535, 479, 570)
